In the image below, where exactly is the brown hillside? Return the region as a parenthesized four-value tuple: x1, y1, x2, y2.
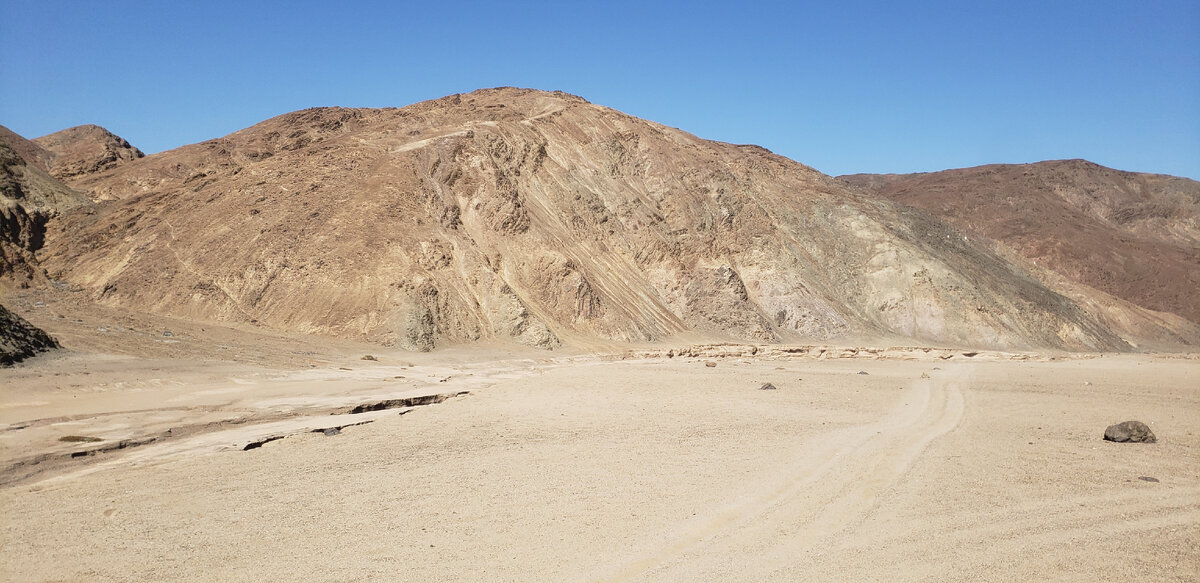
(841, 160, 1200, 324)
(33, 89, 1192, 351)
(33, 124, 144, 187)
(0, 127, 92, 285)
(0, 125, 53, 171)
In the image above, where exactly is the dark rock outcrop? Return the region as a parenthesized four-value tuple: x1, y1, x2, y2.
(1103, 420, 1157, 443)
(0, 303, 59, 365)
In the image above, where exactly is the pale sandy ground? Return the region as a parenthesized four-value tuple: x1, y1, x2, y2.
(1, 342, 1198, 582)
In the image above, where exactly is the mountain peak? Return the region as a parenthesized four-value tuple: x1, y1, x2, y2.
(33, 124, 144, 182)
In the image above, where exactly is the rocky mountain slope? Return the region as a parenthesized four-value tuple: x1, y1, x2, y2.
(33, 125, 144, 188)
(0, 126, 92, 284)
(841, 161, 1200, 325)
(19, 88, 1199, 351)
(0, 125, 54, 170)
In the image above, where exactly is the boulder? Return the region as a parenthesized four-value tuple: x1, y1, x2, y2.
(1103, 420, 1156, 443)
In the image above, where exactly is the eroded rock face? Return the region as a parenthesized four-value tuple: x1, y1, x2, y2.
(28, 88, 1199, 351)
(0, 303, 59, 365)
(0, 130, 92, 284)
(1103, 420, 1157, 443)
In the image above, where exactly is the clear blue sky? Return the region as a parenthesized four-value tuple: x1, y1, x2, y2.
(2, 0, 1197, 178)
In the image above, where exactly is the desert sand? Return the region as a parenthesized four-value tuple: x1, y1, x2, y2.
(2, 324, 1197, 581)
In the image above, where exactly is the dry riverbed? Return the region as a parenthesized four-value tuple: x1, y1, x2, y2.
(2, 345, 1197, 581)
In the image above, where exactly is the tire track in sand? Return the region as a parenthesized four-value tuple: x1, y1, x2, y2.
(596, 365, 969, 582)
(805, 484, 1200, 578)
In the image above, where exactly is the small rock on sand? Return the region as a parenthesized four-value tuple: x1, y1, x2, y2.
(1103, 420, 1156, 443)
(705, 361, 717, 367)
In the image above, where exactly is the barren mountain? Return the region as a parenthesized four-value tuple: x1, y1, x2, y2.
(29, 88, 1197, 351)
(0, 127, 92, 284)
(841, 161, 1200, 325)
(33, 124, 144, 187)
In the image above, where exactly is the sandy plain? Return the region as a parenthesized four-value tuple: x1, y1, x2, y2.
(1, 311, 1198, 582)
